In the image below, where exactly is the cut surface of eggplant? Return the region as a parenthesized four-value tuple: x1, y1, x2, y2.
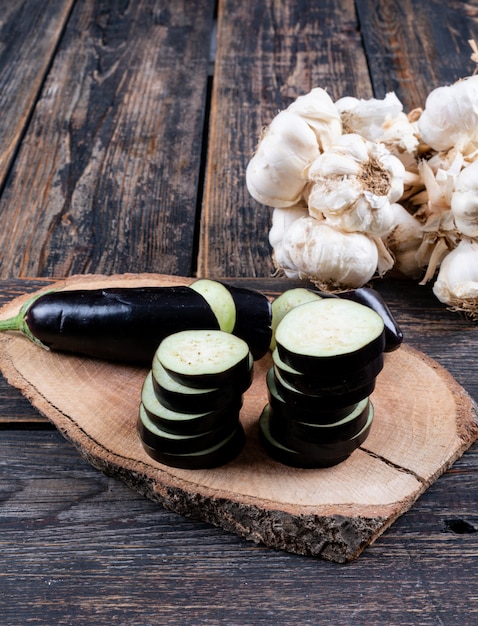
(138, 404, 238, 454)
(221, 283, 272, 360)
(273, 365, 376, 411)
(142, 372, 242, 435)
(272, 348, 384, 395)
(189, 279, 236, 334)
(259, 402, 374, 468)
(270, 288, 322, 351)
(275, 299, 385, 376)
(269, 397, 370, 445)
(151, 360, 244, 414)
(339, 287, 403, 352)
(139, 421, 245, 469)
(155, 330, 253, 389)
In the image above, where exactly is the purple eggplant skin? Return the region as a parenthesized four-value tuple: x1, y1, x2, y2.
(22, 287, 221, 365)
(221, 283, 273, 360)
(138, 421, 245, 469)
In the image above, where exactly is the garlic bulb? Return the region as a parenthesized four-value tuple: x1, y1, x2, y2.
(274, 216, 380, 288)
(433, 238, 478, 317)
(451, 159, 478, 237)
(287, 87, 342, 151)
(335, 92, 419, 156)
(417, 74, 478, 153)
(246, 89, 342, 208)
(307, 134, 406, 236)
(246, 111, 320, 208)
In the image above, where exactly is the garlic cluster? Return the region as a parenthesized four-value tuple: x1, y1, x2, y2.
(246, 41, 478, 317)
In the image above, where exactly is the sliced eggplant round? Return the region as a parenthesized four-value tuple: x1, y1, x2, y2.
(273, 365, 376, 412)
(189, 279, 236, 334)
(139, 421, 245, 469)
(339, 287, 403, 352)
(155, 330, 253, 389)
(272, 348, 383, 395)
(221, 283, 272, 360)
(259, 402, 374, 468)
(138, 403, 238, 455)
(270, 288, 322, 351)
(151, 359, 246, 414)
(269, 397, 370, 445)
(142, 372, 242, 435)
(275, 298, 385, 376)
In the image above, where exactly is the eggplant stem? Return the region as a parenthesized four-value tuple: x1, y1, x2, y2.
(0, 310, 24, 332)
(0, 292, 51, 349)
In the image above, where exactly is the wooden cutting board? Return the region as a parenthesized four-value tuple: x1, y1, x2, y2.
(1, 273, 477, 563)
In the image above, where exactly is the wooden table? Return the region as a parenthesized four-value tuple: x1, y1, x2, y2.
(1, 1, 477, 624)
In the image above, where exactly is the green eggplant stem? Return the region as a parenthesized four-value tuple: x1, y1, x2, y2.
(0, 292, 52, 349)
(0, 309, 25, 332)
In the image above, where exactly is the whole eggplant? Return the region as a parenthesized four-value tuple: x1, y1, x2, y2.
(0, 283, 272, 364)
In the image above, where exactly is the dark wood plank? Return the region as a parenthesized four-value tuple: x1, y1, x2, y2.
(0, 0, 215, 278)
(0, 428, 476, 625)
(0, 278, 54, 424)
(199, 0, 373, 278)
(356, 0, 478, 109)
(0, 0, 74, 186)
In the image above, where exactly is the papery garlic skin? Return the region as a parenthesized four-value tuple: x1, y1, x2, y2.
(268, 204, 309, 249)
(246, 111, 320, 208)
(411, 156, 463, 283)
(246, 89, 342, 208)
(433, 239, 478, 316)
(417, 75, 478, 153)
(287, 88, 342, 151)
(381, 203, 424, 279)
(451, 159, 478, 237)
(336, 92, 419, 156)
(275, 216, 379, 288)
(415, 152, 464, 217)
(268, 205, 309, 276)
(307, 134, 406, 236)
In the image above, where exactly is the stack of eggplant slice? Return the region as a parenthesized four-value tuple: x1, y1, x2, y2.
(259, 292, 389, 468)
(138, 329, 254, 469)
